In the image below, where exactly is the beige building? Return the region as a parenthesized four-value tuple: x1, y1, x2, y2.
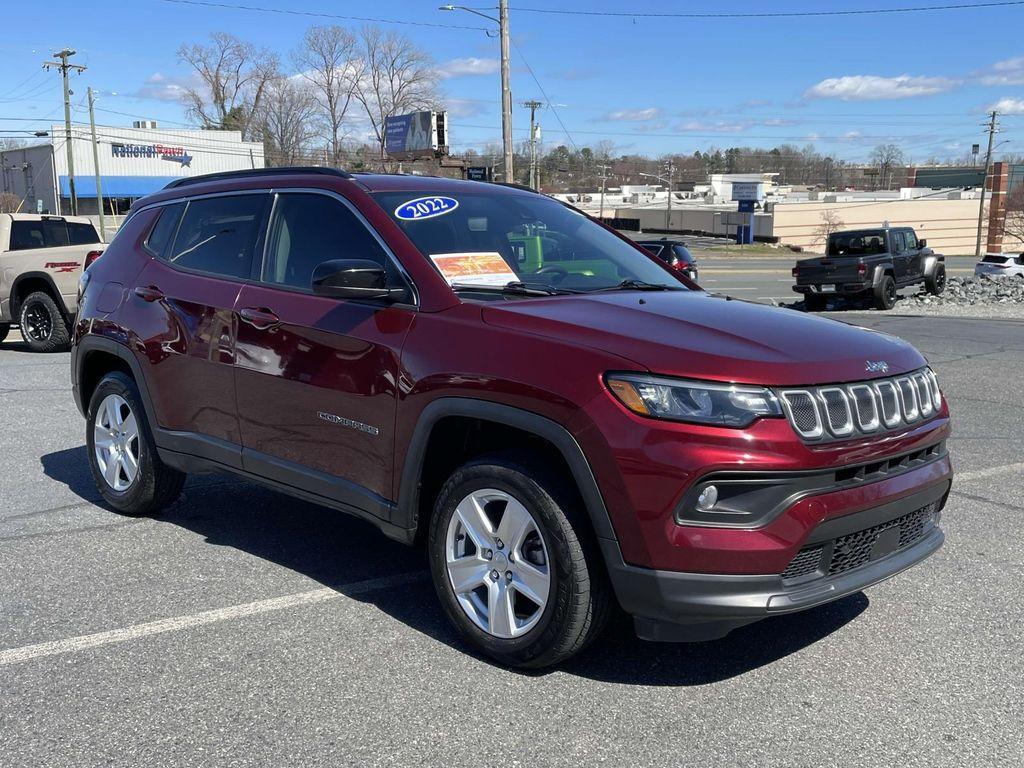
(772, 197, 986, 255)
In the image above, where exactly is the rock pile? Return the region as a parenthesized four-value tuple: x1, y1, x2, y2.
(901, 275, 1024, 308)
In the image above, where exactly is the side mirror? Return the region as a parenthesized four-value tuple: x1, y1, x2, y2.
(918, 238, 927, 248)
(311, 259, 404, 301)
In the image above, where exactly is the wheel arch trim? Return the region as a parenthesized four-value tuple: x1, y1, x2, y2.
(396, 397, 619, 544)
(11, 271, 70, 317)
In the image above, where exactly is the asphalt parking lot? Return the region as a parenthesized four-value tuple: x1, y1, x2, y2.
(2, 309, 1022, 767)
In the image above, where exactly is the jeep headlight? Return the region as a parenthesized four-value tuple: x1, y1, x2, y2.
(605, 373, 782, 427)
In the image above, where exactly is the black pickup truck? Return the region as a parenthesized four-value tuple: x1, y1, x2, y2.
(792, 226, 946, 310)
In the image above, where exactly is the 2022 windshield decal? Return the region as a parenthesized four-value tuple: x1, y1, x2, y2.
(394, 196, 459, 221)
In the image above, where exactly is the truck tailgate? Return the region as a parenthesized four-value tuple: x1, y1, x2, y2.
(795, 258, 863, 286)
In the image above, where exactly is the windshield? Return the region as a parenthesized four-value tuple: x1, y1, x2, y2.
(373, 190, 685, 293)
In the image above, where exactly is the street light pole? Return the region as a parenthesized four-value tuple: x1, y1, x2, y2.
(87, 88, 106, 241)
(441, 4, 513, 182)
(499, 0, 513, 182)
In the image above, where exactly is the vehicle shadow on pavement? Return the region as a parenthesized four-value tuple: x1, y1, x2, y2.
(41, 445, 868, 686)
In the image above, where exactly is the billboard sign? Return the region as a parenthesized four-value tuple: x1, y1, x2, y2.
(730, 181, 763, 202)
(384, 111, 448, 160)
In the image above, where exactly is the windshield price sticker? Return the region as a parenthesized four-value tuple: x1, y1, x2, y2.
(429, 252, 517, 286)
(395, 196, 459, 221)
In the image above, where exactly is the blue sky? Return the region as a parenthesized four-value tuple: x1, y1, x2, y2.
(3, 0, 1024, 162)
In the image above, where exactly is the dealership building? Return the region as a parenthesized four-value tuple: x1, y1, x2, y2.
(0, 121, 264, 217)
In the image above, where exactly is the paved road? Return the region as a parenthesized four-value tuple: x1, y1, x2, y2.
(1, 315, 1021, 767)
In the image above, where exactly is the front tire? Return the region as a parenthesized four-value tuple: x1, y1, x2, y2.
(873, 274, 897, 310)
(18, 291, 70, 352)
(86, 372, 185, 516)
(925, 265, 946, 295)
(428, 456, 610, 668)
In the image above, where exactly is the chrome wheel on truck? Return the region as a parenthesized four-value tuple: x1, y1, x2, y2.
(444, 488, 551, 638)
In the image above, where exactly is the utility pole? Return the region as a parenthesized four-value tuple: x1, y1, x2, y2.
(499, 0, 513, 182)
(43, 48, 86, 216)
(87, 87, 106, 240)
(975, 110, 999, 259)
(523, 99, 543, 190)
(665, 159, 675, 231)
(597, 164, 612, 220)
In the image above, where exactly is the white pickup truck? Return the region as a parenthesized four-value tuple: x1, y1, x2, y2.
(0, 214, 104, 351)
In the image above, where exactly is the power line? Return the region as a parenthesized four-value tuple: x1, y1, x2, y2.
(159, 0, 492, 31)
(513, 1, 1024, 19)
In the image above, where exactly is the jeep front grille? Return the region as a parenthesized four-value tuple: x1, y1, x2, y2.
(777, 368, 941, 442)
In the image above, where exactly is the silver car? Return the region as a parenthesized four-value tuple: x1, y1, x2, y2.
(975, 252, 1024, 278)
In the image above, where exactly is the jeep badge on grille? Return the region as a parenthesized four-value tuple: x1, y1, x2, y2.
(865, 360, 890, 374)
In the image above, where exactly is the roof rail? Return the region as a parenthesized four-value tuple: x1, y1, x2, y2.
(163, 166, 354, 190)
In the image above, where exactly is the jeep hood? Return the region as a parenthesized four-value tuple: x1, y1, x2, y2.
(480, 291, 924, 386)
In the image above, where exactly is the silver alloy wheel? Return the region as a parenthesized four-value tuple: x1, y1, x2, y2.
(445, 488, 551, 639)
(93, 394, 141, 492)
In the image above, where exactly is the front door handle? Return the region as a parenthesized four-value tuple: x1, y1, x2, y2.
(238, 307, 281, 330)
(133, 285, 165, 302)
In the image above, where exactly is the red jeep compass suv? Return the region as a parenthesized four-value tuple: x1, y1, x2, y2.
(72, 168, 952, 668)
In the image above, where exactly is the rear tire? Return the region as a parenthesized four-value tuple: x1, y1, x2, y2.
(804, 294, 827, 312)
(925, 265, 946, 295)
(873, 275, 897, 310)
(428, 455, 611, 669)
(86, 371, 185, 516)
(18, 291, 70, 352)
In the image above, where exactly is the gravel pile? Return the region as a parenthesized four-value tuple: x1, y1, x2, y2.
(780, 275, 1024, 319)
(901, 275, 1024, 308)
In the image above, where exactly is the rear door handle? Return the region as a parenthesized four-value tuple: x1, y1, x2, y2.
(238, 307, 281, 330)
(133, 285, 165, 302)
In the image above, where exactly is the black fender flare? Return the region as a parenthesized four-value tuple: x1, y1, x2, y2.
(72, 334, 157, 429)
(922, 253, 945, 278)
(10, 271, 70, 318)
(396, 397, 619, 544)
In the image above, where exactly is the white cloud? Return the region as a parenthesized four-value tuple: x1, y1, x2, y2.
(989, 96, 1024, 114)
(445, 98, 489, 118)
(437, 57, 499, 79)
(135, 73, 190, 102)
(805, 74, 955, 101)
(603, 107, 661, 122)
(677, 120, 748, 133)
(981, 56, 1024, 85)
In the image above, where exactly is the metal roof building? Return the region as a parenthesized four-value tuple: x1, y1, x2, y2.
(0, 121, 265, 216)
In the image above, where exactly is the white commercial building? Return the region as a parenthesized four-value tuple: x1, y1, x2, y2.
(0, 121, 264, 217)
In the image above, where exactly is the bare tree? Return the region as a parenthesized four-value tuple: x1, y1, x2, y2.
(294, 25, 361, 168)
(870, 143, 906, 190)
(0, 192, 21, 213)
(1002, 183, 1024, 246)
(352, 26, 437, 165)
(0, 138, 27, 152)
(178, 33, 279, 139)
(812, 209, 845, 250)
(255, 77, 319, 166)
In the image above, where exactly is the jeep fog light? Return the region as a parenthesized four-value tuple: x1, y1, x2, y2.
(696, 485, 718, 511)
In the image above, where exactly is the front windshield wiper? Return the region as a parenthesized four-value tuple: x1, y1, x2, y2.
(590, 279, 683, 293)
(450, 281, 581, 297)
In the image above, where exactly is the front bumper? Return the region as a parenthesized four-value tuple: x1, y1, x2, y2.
(603, 477, 949, 642)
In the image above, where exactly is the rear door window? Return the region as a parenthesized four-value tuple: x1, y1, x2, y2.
(68, 221, 101, 245)
(164, 195, 268, 279)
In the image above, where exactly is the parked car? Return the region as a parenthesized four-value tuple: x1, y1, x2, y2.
(636, 238, 699, 281)
(792, 227, 945, 311)
(72, 168, 952, 668)
(0, 213, 104, 351)
(974, 252, 1024, 278)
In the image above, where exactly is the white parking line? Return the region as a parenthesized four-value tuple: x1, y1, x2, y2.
(954, 462, 1024, 483)
(0, 571, 424, 667)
